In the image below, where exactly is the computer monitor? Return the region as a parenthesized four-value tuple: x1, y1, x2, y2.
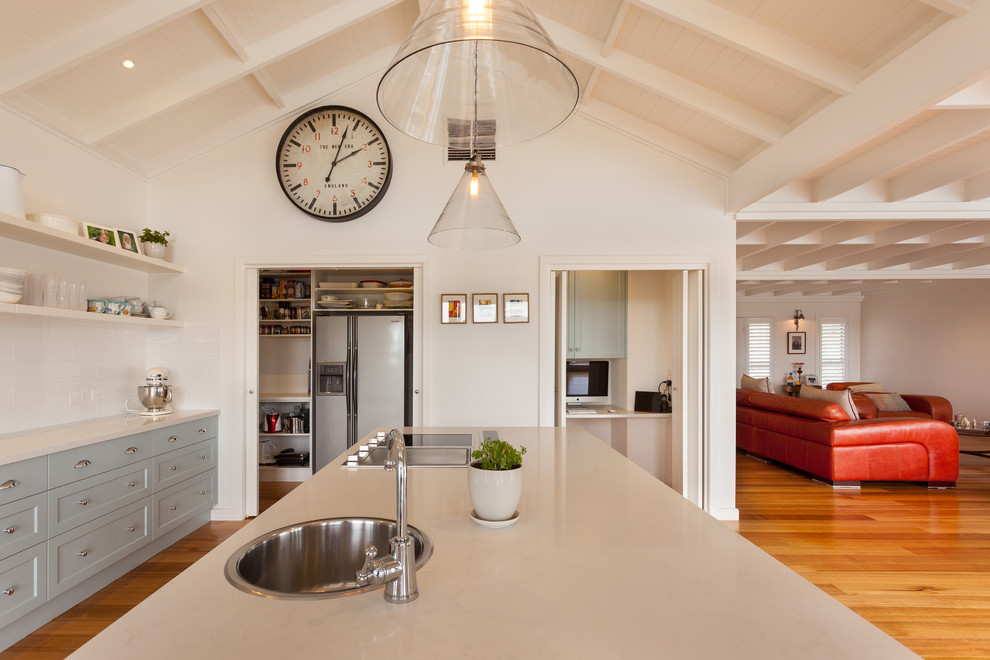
(565, 359, 610, 404)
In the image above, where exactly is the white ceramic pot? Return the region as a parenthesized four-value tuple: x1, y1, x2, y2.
(0, 165, 26, 220)
(468, 463, 523, 521)
(142, 241, 166, 259)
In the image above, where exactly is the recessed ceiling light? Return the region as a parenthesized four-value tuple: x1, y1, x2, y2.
(121, 58, 135, 69)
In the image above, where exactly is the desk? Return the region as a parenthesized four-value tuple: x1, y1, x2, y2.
(566, 407, 671, 481)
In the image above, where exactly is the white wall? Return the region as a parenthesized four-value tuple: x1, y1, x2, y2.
(736, 299, 862, 389)
(149, 77, 735, 519)
(862, 280, 990, 420)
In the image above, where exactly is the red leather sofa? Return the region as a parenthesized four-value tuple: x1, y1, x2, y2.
(824, 382, 953, 422)
(737, 389, 958, 488)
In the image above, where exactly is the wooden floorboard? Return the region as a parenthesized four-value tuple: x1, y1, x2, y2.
(733, 450, 990, 660)
(8, 454, 990, 658)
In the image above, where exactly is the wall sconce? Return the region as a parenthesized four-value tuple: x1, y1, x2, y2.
(793, 309, 805, 330)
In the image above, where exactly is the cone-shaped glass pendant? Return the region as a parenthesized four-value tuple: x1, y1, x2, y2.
(378, 0, 579, 147)
(428, 155, 520, 249)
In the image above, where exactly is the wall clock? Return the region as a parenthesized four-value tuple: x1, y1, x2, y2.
(275, 106, 393, 222)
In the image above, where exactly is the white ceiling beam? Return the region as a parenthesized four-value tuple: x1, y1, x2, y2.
(252, 71, 286, 109)
(202, 5, 250, 62)
(728, 0, 990, 211)
(888, 137, 990, 201)
(134, 47, 395, 179)
(910, 244, 990, 269)
(577, 99, 736, 176)
(543, 19, 787, 143)
(738, 281, 795, 296)
(871, 241, 985, 270)
(736, 221, 774, 240)
(781, 222, 903, 269)
(821, 221, 961, 269)
(936, 78, 990, 107)
(951, 248, 990, 268)
(811, 110, 990, 201)
(600, 4, 631, 57)
(865, 224, 989, 269)
(741, 245, 823, 270)
(627, 0, 861, 94)
(916, 0, 975, 17)
(964, 171, 990, 201)
(86, 0, 405, 144)
(0, 0, 211, 96)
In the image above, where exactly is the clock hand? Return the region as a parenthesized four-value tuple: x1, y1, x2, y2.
(332, 146, 365, 167)
(325, 126, 350, 183)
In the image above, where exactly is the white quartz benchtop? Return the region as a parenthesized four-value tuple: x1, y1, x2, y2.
(71, 426, 917, 659)
(0, 410, 219, 466)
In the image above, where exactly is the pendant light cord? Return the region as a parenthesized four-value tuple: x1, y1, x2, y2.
(471, 39, 479, 163)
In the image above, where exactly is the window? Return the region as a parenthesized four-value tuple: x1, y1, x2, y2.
(745, 318, 772, 379)
(819, 317, 848, 387)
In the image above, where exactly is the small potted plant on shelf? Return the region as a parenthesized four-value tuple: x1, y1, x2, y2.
(139, 228, 170, 259)
(468, 437, 526, 522)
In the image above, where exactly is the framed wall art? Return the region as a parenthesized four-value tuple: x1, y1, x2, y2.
(440, 294, 467, 324)
(787, 331, 806, 354)
(472, 293, 498, 323)
(503, 293, 529, 323)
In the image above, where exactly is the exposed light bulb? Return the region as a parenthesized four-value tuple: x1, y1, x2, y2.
(121, 58, 135, 69)
(470, 172, 479, 197)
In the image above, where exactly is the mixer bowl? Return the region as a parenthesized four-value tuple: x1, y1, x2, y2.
(137, 384, 172, 411)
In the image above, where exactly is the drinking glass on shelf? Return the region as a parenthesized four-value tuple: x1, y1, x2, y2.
(43, 275, 57, 307)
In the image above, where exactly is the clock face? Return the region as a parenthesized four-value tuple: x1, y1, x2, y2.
(275, 106, 393, 222)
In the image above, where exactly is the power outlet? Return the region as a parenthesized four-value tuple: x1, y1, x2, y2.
(69, 389, 84, 404)
(91, 387, 106, 401)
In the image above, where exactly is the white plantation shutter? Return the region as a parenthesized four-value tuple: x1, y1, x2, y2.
(746, 319, 772, 379)
(819, 317, 847, 386)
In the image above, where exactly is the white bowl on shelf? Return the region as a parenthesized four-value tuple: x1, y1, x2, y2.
(26, 213, 80, 235)
(383, 292, 412, 302)
(0, 290, 23, 304)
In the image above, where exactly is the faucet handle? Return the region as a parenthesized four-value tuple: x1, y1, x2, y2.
(356, 544, 402, 586)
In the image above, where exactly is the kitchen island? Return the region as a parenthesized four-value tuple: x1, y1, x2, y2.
(71, 426, 917, 659)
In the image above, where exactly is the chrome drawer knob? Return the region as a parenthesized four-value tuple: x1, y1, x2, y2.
(168, 436, 178, 443)
(128, 481, 136, 488)
(124, 447, 138, 454)
(74, 460, 91, 469)
(198, 428, 206, 433)
(0, 479, 20, 490)
(78, 550, 88, 557)
(2, 527, 13, 534)
(2, 588, 14, 596)
(78, 499, 88, 506)
(170, 466, 177, 471)
(200, 455, 206, 460)
(170, 505, 177, 511)
(199, 490, 207, 496)
(127, 526, 136, 533)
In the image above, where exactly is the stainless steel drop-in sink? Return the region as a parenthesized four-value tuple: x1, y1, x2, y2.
(224, 517, 433, 599)
(346, 445, 470, 468)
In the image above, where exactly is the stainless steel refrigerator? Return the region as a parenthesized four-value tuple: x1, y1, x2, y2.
(312, 313, 411, 472)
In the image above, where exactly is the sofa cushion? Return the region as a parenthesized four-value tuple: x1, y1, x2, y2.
(740, 374, 774, 393)
(847, 382, 884, 393)
(738, 389, 851, 422)
(863, 392, 912, 412)
(799, 384, 860, 420)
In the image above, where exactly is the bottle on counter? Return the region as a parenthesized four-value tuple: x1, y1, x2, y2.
(786, 372, 794, 386)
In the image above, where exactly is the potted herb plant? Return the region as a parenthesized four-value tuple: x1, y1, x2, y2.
(468, 437, 526, 522)
(139, 228, 170, 259)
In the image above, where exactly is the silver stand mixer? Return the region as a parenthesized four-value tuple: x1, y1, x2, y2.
(127, 367, 174, 416)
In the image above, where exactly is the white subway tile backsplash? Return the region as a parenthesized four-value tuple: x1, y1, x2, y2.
(0, 318, 222, 434)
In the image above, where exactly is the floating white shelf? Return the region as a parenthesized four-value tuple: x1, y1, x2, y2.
(0, 211, 183, 274)
(0, 302, 182, 326)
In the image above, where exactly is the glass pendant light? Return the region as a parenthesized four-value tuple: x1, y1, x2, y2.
(428, 153, 520, 249)
(377, 0, 579, 147)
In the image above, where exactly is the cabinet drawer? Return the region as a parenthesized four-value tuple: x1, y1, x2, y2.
(154, 472, 215, 539)
(48, 497, 150, 598)
(153, 417, 217, 454)
(0, 493, 47, 561)
(0, 543, 47, 629)
(0, 456, 47, 507)
(49, 461, 151, 537)
(154, 439, 216, 491)
(49, 431, 152, 488)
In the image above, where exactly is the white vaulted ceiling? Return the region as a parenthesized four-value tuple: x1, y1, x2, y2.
(3, 0, 990, 294)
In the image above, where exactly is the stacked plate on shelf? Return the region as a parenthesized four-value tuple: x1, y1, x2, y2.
(317, 299, 353, 308)
(0, 266, 27, 303)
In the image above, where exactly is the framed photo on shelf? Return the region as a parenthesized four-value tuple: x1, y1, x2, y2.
(440, 294, 467, 324)
(787, 331, 806, 354)
(503, 293, 529, 323)
(116, 229, 140, 254)
(85, 223, 117, 247)
(472, 293, 498, 323)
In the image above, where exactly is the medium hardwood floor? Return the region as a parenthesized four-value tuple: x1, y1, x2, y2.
(7, 453, 990, 659)
(733, 445, 990, 660)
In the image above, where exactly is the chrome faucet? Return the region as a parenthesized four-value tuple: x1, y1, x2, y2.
(355, 429, 419, 603)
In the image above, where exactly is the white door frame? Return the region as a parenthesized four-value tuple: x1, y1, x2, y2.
(234, 255, 429, 517)
(538, 255, 712, 509)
